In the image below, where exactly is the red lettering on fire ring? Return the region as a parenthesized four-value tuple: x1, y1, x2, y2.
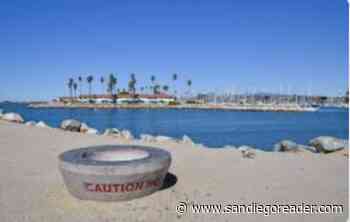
(84, 178, 162, 193)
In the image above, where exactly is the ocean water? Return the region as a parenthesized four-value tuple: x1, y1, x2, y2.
(0, 103, 348, 150)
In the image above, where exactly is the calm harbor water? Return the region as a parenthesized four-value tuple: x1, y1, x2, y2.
(0, 103, 348, 150)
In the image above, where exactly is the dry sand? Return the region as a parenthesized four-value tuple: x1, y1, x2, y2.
(0, 120, 348, 221)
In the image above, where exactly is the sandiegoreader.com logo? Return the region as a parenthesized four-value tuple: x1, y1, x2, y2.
(176, 201, 344, 216)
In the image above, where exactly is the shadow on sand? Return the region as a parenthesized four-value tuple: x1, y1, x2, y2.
(161, 173, 177, 190)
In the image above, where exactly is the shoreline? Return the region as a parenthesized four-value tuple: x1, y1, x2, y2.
(0, 119, 347, 221)
(0, 109, 347, 150)
(0, 111, 348, 152)
(29, 102, 319, 112)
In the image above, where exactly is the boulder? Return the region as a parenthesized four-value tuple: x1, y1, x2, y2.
(238, 146, 256, 159)
(103, 128, 121, 136)
(121, 130, 134, 140)
(140, 134, 156, 143)
(60, 119, 82, 132)
(36, 121, 50, 128)
(86, 128, 99, 135)
(274, 140, 298, 152)
(80, 123, 90, 133)
(309, 136, 348, 153)
(25, 121, 37, 126)
(182, 135, 195, 145)
(2, 113, 24, 123)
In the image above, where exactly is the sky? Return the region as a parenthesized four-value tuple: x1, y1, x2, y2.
(0, 0, 348, 101)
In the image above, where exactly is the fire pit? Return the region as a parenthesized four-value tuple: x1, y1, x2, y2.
(58, 145, 172, 201)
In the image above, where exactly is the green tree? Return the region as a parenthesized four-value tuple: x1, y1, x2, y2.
(163, 85, 169, 93)
(172, 73, 178, 96)
(73, 82, 78, 99)
(153, 84, 161, 94)
(100, 76, 105, 94)
(67, 78, 74, 100)
(151, 75, 156, 83)
(78, 76, 83, 96)
(128, 73, 137, 95)
(107, 73, 117, 95)
(151, 75, 156, 94)
(187, 79, 192, 97)
(86, 75, 94, 99)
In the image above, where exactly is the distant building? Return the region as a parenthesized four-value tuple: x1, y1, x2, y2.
(58, 93, 175, 105)
(139, 94, 176, 104)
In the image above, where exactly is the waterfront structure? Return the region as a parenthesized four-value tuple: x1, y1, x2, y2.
(58, 93, 175, 105)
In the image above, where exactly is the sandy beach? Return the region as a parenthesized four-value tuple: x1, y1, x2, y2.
(0, 120, 347, 222)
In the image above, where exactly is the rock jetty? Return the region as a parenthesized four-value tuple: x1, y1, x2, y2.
(60, 119, 82, 132)
(309, 136, 348, 153)
(1, 112, 24, 123)
(0, 114, 347, 157)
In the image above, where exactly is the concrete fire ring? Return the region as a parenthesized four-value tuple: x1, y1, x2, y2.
(58, 145, 172, 201)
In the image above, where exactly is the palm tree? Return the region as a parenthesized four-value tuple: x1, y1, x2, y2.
(187, 79, 192, 97)
(100, 76, 105, 94)
(73, 82, 78, 99)
(67, 78, 74, 100)
(128, 73, 137, 95)
(78, 76, 83, 96)
(86, 75, 94, 99)
(172, 73, 178, 96)
(151, 75, 156, 83)
(153, 84, 161, 94)
(163, 85, 169, 93)
(151, 75, 156, 94)
(107, 73, 117, 95)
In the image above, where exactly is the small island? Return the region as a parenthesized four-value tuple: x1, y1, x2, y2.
(29, 74, 348, 112)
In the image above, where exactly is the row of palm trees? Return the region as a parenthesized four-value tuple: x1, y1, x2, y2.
(67, 73, 193, 99)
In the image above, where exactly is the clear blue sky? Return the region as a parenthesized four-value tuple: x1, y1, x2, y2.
(0, 0, 348, 101)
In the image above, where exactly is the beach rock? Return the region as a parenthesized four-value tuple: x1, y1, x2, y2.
(36, 121, 50, 128)
(140, 134, 157, 143)
(238, 146, 256, 159)
(80, 123, 90, 133)
(25, 121, 37, 126)
(274, 140, 298, 152)
(86, 128, 98, 135)
(60, 119, 82, 132)
(182, 135, 195, 145)
(309, 136, 348, 153)
(2, 113, 24, 123)
(121, 130, 134, 140)
(103, 128, 121, 136)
